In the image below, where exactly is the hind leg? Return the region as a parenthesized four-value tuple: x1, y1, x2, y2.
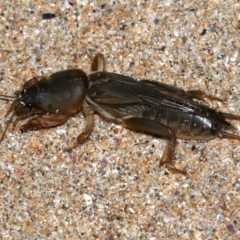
(122, 117, 186, 174)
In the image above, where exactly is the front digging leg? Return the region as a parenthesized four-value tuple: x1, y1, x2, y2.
(20, 114, 70, 132)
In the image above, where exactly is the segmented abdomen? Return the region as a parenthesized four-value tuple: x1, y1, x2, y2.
(140, 107, 222, 140)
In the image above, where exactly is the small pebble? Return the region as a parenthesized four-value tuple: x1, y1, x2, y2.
(42, 13, 56, 20)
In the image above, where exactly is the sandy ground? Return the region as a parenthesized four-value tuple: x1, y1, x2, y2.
(0, 0, 240, 239)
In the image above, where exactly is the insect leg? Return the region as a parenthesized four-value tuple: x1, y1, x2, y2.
(90, 53, 105, 72)
(185, 90, 224, 102)
(86, 52, 105, 72)
(63, 103, 95, 151)
(76, 112, 94, 145)
(122, 117, 179, 170)
(20, 114, 70, 131)
(142, 80, 223, 102)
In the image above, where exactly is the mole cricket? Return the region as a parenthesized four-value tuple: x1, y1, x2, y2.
(1, 53, 240, 172)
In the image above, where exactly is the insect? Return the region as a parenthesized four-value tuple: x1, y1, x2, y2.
(1, 53, 240, 173)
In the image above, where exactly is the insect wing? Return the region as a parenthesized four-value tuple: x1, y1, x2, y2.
(88, 72, 147, 105)
(88, 72, 230, 127)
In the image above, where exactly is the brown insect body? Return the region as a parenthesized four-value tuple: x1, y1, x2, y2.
(86, 71, 240, 167)
(1, 54, 240, 172)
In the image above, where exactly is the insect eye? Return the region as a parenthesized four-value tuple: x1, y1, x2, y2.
(21, 88, 27, 95)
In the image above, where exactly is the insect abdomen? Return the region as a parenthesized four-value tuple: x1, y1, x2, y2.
(141, 107, 221, 140)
